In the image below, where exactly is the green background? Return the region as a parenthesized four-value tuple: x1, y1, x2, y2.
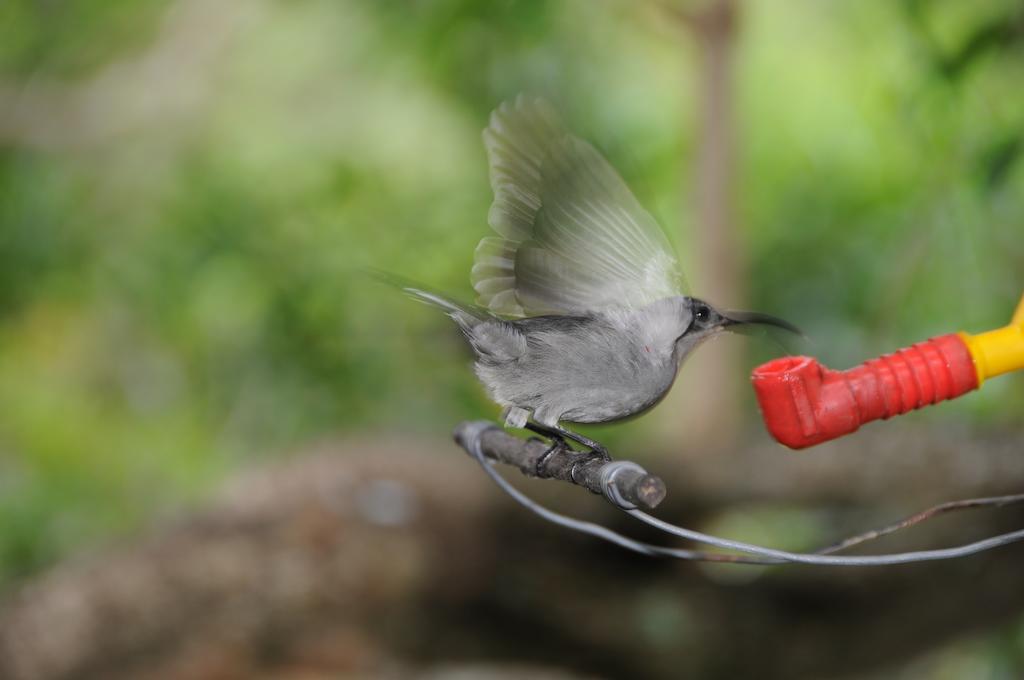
(0, 3, 1022, 669)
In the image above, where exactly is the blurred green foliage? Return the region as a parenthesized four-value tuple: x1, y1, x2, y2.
(0, 0, 1021, 588)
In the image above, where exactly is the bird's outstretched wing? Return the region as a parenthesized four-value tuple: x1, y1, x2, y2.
(472, 95, 685, 317)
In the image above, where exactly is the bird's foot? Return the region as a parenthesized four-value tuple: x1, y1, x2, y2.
(523, 421, 612, 468)
(565, 435, 611, 463)
(532, 435, 567, 478)
(573, 447, 611, 485)
(587, 443, 611, 462)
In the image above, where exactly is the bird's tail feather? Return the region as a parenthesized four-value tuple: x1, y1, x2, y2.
(369, 269, 488, 328)
(403, 287, 482, 324)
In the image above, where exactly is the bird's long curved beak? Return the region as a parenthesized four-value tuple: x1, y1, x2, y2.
(720, 310, 803, 337)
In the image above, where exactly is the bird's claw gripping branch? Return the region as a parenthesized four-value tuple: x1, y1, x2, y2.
(453, 421, 667, 510)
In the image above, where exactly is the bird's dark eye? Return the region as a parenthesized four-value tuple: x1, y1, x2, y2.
(695, 304, 710, 323)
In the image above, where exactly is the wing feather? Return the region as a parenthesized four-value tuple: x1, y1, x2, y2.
(474, 95, 684, 316)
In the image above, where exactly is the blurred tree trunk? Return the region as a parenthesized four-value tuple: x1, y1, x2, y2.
(655, 0, 748, 452)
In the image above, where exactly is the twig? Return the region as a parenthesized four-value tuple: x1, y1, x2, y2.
(453, 422, 666, 510)
(816, 493, 1024, 555)
(627, 507, 1024, 566)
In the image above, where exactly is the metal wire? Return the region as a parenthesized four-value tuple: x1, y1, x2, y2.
(460, 420, 1024, 566)
(627, 507, 1024, 566)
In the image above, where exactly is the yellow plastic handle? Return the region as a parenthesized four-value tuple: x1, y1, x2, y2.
(960, 293, 1024, 385)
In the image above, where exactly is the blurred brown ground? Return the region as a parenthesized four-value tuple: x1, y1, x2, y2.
(2, 425, 1022, 680)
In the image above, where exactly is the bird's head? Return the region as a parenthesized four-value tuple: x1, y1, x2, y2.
(675, 297, 801, 359)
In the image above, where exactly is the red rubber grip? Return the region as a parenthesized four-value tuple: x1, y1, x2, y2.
(751, 334, 979, 449)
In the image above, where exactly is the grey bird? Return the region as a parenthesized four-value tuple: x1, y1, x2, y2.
(401, 96, 797, 458)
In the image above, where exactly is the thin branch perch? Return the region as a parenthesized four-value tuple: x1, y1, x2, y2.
(453, 421, 666, 510)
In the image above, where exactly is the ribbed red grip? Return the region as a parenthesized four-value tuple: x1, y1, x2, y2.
(751, 334, 979, 449)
